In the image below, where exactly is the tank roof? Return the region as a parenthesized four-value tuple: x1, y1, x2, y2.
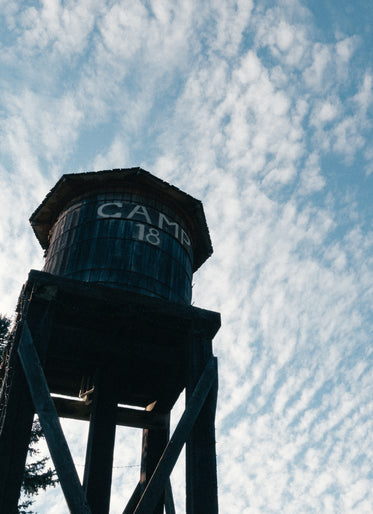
(30, 167, 213, 271)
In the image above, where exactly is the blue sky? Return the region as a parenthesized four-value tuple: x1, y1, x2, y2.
(1, 1, 372, 512)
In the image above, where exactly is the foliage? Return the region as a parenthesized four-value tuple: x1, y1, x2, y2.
(22, 419, 59, 494)
(0, 314, 11, 357)
(19, 419, 59, 513)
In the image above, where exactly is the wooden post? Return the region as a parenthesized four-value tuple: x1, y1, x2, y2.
(0, 337, 35, 513)
(186, 337, 219, 514)
(140, 407, 170, 514)
(83, 369, 117, 514)
(0, 286, 36, 514)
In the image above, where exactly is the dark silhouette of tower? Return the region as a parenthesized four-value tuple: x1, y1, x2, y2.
(0, 168, 220, 513)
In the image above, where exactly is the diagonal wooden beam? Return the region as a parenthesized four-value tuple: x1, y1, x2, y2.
(123, 482, 143, 514)
(18, 321, 92, 514)
(130, 356, 218, 514)
(123, 478, 175, 514)
(165, 479, 176, 514)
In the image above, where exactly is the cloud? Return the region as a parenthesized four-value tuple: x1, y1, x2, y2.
(298, 152, 326, 194)
(6, 0, 98, 60)
(91, 136, 131, 170)
(354, 73, 373, 114)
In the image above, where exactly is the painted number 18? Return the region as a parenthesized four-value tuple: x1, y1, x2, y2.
(135, 223, 161, 246)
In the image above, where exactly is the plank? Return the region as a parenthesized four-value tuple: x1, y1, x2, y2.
(186, 337, 219, 514)
(131, 356, 218, 514)
(123, 482, 142, 514)
(54, 397, 169, 429)
(165, 479, 176, 514)
(0, 333, 35, 512)
(83, 370, 117, 514)
(139, 411, 170, 514)
(0, 288, 38, 512)
(18, 321, 91, 514)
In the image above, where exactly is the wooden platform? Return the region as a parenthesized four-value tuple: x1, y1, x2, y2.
(21, 270, 220, 412)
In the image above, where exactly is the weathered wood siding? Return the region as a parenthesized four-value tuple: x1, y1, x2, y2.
(43, 192, 194, 304)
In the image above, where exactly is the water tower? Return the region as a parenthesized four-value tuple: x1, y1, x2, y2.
(0, 168, 220, 514)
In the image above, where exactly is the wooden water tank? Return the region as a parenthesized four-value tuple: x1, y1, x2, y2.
(30, 168, 212, 305)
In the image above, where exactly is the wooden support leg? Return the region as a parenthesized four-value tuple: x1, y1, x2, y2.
(186, 339, 219, 514)
(140, 408, 170, 514)
(0, 340, 35, 513)
(83, 369, 117, 514)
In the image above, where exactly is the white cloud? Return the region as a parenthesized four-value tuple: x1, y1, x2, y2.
(0, 89, 83, 167)
(299, 152, 325, 195)
(13, 0, 99, 60)
(336, 35, 359, 64)
(353, 72, 373, 114)
(92, 136, 131, 171)
(97, 1, 148, 60)
(276, 20, 296, 52)
(303, 44, 332, 90)
(209, 0, 254, 56)
(311, 99, 340, 127)
(332, 116, 365, 162)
